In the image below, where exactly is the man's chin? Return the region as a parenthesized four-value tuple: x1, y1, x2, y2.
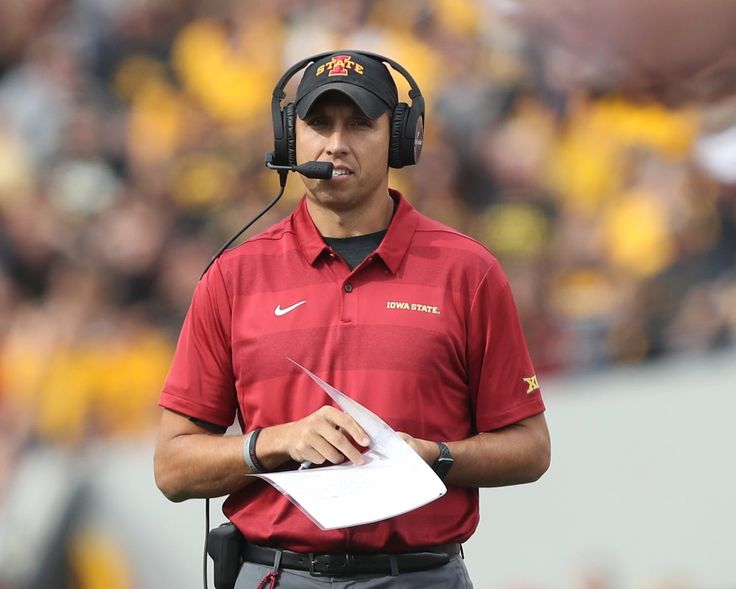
(305, 186, 364, 211)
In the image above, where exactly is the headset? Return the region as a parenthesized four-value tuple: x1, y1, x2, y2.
(269, 49, 425, 170)
(202, 50, 426, 278)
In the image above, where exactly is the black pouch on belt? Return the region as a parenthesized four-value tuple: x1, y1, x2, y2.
(207, 522, 244, 589)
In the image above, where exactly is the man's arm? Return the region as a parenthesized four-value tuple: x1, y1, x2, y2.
(154, 409, 252, 502)
(399, 412, 550, 487)
(154, 406, 370, 502)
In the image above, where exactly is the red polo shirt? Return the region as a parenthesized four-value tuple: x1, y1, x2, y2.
(160, 189, 545, 553)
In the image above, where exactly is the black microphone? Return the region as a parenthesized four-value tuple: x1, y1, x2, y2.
(265, 153, 334, 179)
(201, 154, 334, 276)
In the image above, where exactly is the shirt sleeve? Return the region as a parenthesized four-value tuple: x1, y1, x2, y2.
(159, 261, 238, 428)
(467, 260, 545, 432)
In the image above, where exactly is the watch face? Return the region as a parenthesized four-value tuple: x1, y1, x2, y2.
(432, 443, 454, 480)
(435, 456, 453, 469)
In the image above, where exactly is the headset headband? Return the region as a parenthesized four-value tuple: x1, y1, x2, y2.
(271, 50, 424, 144)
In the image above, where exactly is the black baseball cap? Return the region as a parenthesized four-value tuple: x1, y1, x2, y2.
(295, 52, 398, 119)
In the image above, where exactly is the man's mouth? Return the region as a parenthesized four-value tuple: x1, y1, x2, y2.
(331, 167, 353, 178)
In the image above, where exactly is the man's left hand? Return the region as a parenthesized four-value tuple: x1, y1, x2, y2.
(396, 432, 441, 465)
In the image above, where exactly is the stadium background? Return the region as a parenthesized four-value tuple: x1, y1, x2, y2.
(0, 0, 734, 587)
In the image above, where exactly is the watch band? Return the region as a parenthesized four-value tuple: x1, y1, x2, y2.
(431, 441, 454, 481)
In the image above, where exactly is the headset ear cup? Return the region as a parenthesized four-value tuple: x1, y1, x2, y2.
(389, 103, 408, 168)
(284, 102, 297, 166)
(406, 112, 423, 166)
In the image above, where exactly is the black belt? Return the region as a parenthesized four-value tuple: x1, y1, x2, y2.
(242, 542, 461, 577)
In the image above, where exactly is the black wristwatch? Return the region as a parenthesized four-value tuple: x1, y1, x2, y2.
(431, 442, 454, 481)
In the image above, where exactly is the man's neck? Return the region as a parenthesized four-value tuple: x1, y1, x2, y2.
(306, 192, 395, 238)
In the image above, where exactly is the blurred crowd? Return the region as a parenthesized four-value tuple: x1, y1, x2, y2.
(0, 0, 735, 476)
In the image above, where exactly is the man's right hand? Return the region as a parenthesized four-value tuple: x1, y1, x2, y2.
(258, 406, 371, 469)
(153, 406, 371, 502)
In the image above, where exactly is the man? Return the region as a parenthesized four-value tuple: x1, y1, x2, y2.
(154, 51, 550, 588)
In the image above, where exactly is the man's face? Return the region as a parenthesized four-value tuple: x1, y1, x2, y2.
(295, 91, 391, 213)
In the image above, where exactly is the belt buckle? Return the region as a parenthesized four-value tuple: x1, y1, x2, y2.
(308, 553, 352, 577)
(308, 553, 327, 577)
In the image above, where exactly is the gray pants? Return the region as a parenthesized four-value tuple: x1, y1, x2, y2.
(235, 556, 474, 588)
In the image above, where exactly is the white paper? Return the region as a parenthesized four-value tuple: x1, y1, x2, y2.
(248, 359, 446, 530)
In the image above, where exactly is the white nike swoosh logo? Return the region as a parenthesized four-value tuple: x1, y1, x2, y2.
(274, 300, 307, 316)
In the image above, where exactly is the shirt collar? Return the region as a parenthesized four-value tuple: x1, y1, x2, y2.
(292, 189, 420, 274)
(374, 189, 419, 274)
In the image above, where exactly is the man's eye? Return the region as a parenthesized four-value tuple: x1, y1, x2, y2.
(351, 118, 373, 128)
(307, 117, 328, 127)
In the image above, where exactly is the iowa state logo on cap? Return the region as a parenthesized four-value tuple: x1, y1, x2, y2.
(316, 55, 365, 77)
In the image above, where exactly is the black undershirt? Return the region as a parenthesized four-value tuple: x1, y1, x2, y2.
(323, 230, 387, 270)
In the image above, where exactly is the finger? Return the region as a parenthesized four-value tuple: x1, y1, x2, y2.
(293, 433, 344, 465)
(327, 411, 370, 448)
(308, 434, 347, 465)
(321, 424, 366, 465)
(304, 407, 370, 465)
(292, 436, 328, 465)
(396, 432, 420, 454)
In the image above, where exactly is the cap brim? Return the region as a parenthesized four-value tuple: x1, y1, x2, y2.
(295, 83, 390, 119)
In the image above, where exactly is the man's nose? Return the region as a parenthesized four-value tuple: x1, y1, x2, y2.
(325, 126, 349, 157)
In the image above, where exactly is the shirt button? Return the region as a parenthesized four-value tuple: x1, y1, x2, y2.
(344, 283, 353, 293)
